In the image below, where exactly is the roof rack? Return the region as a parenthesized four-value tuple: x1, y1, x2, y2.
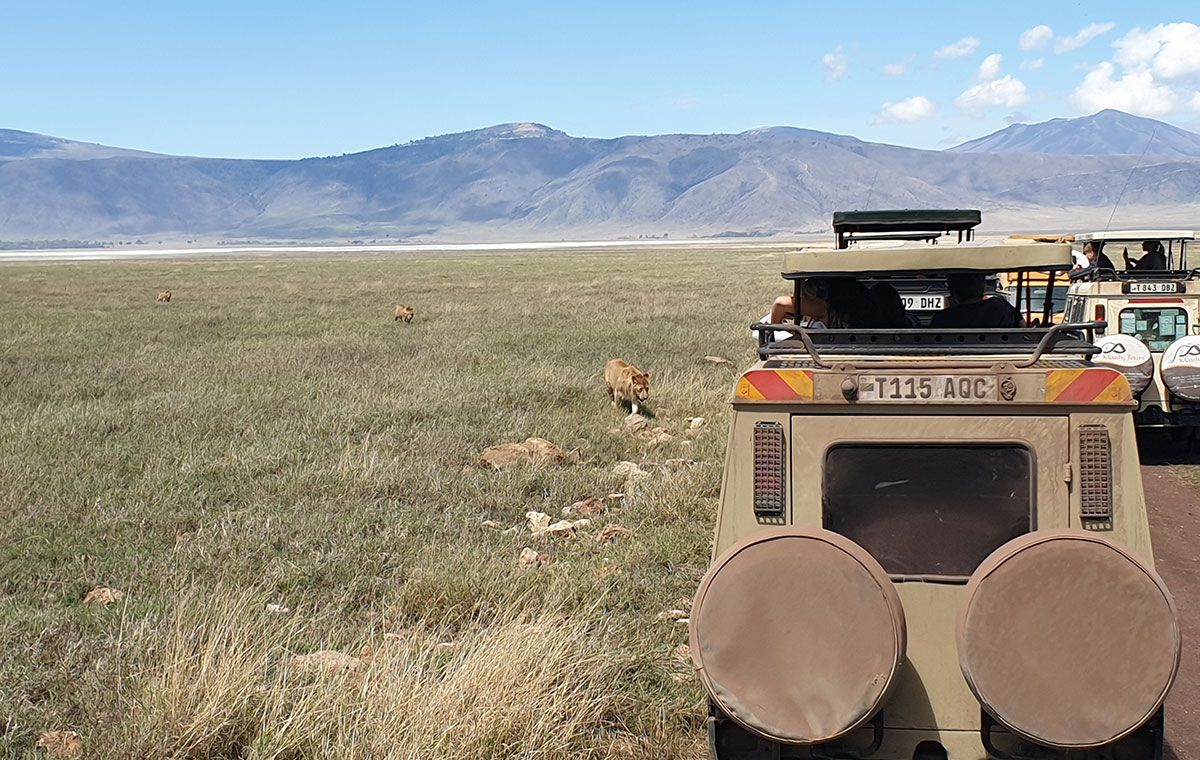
(832, 209, 982, 249)
(750, 321, 1105, 369)
(1070, 267, 1200, 283)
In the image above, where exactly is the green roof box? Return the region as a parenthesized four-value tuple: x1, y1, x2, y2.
(832, 209, 982, 248)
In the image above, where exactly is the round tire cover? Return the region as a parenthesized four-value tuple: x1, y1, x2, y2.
(1093, 334, 1154, 395)
(690, 528, 905, 745)
(1162, 335, 1200, 401)
(958, 531, 1180, 749)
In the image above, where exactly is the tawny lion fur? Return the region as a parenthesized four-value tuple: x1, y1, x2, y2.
(604, 359, 650, 416)
(394, 304, 415, 322)
(156, 290, 172, 302)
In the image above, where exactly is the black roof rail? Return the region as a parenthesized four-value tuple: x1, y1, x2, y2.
(751, 321, 1106, 368)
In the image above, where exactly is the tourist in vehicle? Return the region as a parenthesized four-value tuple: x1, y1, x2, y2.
(825, 278, 876, 328)
(1124, 241, 1167, 271)
(868, 282, 910, 328)
(769, 278, 829, 329)
(930, 273, 1023, 328)
(766, 277, 880, 331)
(1081, 242, 1116, 272)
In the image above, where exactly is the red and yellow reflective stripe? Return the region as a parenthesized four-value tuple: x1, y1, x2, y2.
(736, 370, 814, 401)
(1044, 368, 1132, 403)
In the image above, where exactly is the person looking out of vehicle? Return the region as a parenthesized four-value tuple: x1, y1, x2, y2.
(1080, 242, 1116, 272)
(1124, 241, 1167, 271)
(930, 273, 1023, 328)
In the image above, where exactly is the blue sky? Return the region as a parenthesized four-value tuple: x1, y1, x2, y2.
(2, 1, 1198, 159)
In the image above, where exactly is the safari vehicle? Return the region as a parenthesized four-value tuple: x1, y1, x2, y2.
(832, 210, 1002, 324)
(691, 240, 1181, 760)
(1064, 231, 1200, 430)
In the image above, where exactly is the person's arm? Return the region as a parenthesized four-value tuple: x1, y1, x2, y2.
(1123, 247, 1135, 269)
(770, 295, 794, 324)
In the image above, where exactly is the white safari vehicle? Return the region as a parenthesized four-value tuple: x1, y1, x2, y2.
(1065, 231, 1200, 431)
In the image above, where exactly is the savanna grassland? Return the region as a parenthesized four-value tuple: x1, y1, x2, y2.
(0, 247, 786, 759)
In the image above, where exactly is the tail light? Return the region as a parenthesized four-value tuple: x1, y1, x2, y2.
(753, 421, 786, 518)
(1078, 425, 1113, 523)
(1094, 304, 1106, 322)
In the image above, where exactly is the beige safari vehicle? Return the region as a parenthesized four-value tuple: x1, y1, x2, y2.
(1065, 231, 1200, 432)
(691, 240, 1181, 759)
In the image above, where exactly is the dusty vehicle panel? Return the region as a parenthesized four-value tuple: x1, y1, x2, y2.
(695, 238, 1178, 759)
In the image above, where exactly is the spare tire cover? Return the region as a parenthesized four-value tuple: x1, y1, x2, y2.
(958, 530, 1180, 749)
(1093, 334, 1155, 395)
(1162, 335, 1200, 401)
(690, 528, 905, 745)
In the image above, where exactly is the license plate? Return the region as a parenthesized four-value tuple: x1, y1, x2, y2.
(1124, 282, 1183, 294)
(901, 295, 946, 311)
(859, 375, 997, 401)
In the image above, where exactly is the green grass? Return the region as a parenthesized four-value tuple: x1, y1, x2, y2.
(0, 249, 782, 758)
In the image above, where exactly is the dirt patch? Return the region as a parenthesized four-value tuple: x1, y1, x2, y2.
(1143, 462, 1200, 760)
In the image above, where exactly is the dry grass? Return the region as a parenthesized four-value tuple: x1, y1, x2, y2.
(0, 248, 779, 758)
(104, 590, 650, 760)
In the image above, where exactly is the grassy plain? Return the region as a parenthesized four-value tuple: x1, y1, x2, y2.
(0, 247, 784, 759)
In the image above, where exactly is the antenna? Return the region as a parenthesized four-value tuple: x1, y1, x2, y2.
(1104, 125, 1157, 233)
(861, 169, 880, 211)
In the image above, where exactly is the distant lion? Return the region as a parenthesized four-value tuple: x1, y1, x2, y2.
(394, 304, 415, 322)
(156, 290, 172, 302)
(604, 359, 651, 416)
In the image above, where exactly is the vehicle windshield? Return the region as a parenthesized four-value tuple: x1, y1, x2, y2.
(1026, 285, 1068, 313)
(1118, 307, 1191, 351)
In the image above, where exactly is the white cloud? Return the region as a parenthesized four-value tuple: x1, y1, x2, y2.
(876, 95, 938, 123)
(977, 53, 1003, 81)
(934, 36, 980, 58)
(957, 75, 1030, 110)
(1113, 23, 1200, 81)
(1021, 58, 1045, 71)
(1071, 62, 1177, 116)
(1054, 22, 1117, 54)
(1192, 92, 1200, 112)
(957, 54, 1027, 111)
(882, 60, 909, 77)
(822, 49, 848, 81)
(1019, 25, 1054, 51)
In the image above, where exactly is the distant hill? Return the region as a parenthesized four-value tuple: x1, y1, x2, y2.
(0, 129, 160, 161)
(949, 110, 1200, 158)
(3, 113, 1200, 242)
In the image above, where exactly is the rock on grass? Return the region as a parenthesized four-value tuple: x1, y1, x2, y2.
(81, 586, 124, 607)
(35, 731, 82, 759)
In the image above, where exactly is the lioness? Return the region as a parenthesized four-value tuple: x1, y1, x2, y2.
(156, 290, 172, 302)
(394, 304, 415, 322)
(604, 359, 650, 416)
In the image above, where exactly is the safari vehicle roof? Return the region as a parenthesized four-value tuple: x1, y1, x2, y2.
(1076, 230, 1196, 243)
(831, 209, 981, 233)
(781, 240, 1072, 278)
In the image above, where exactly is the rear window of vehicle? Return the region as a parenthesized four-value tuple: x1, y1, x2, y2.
(823, 445, 1032, 579)
(1119, 307, 1189, 351)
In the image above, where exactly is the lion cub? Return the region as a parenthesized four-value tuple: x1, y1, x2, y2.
(394, 304, 415, 322)
(156, 290, 172, 302)
(604, 359, 651, 416)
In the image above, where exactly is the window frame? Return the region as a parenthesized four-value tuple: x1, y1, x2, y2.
(820, 442, 1037, 583)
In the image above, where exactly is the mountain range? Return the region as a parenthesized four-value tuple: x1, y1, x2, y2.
(2, 110, 1199, 243)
